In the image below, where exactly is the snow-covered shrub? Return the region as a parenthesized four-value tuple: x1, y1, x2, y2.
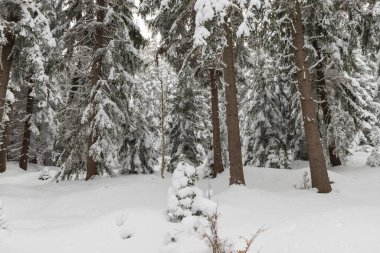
(265, 150, 279, 168)
(266, 149, 291, 169)
(0, 200, 8, 231)
(278, 149, 291, 169)
(181, 210, 265, 253)
(167, 162, 201, 222)
(366, 149, 380, 167)
(165, 180, 263, 253)
(294, 171, 311, 190)
(38, 168, 51, 180)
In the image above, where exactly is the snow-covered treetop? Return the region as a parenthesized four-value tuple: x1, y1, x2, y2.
(193, 0, 264, 45)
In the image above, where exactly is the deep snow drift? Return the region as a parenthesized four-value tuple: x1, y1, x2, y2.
(0, 152, 380, 253)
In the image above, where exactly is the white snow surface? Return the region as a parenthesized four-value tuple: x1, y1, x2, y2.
(1, 153, 380, 252)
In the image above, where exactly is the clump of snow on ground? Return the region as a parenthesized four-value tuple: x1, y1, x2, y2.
(115, 212, 136, 239)
(0, 200, 8, 230)
(38, 168, 53, 181)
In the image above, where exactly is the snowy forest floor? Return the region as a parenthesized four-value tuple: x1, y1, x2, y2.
(1, 152, 380, 253)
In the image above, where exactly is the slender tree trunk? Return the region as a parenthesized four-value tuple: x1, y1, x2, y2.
(85, 0, 105, 180)
(210, 69, 224, 177)
(223, 16, 245, 186)
(19, 87, 34, 171)
(0, 30, 16, 132)
(0, 101, 15, 173)
(313, 41, 341, 167)
(160, 84, 165, 178)
(291, 1, 331, 193)
(158, 67, 166, 178)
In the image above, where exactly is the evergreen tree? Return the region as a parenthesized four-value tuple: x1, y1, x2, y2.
(167, 161, 200, 222)
(0, 89, 15, 172)
(301, 0, 380, 165)
(137, 40, 178, 177)
(242, 48, 301, 168)
(56, 0, 146, 180)
(118, 72, 159, 174)
(0, 0, 55, 172)
(192, 0, 279, 184)
(166, 66, 210, 172)
(140, 0, 213, 175)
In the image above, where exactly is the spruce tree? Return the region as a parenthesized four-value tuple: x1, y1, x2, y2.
(193, 0, 278, 184)
(56, 0, 146, 180)
(166, 66, 209, 172)
(140, 0, 213, 175)
(301, 0, 380, 166)
(0, 0, 55, 172)
(242, 45, 301, 168)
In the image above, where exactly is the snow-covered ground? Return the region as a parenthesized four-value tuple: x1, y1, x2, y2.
(1, 152, 380, 253)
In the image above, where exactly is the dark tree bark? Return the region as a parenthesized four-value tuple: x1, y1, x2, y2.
(86, 131, 98, 180)
(0, 101, 15, 173)
(158, 66, 166, 178)
(85, 0, 105, 180)
(0, 29, 16, 134)
(19, 87, 34, 171)
(223, 16, 245, 186)
(313, 41, 342, 167)
(210, 69, 224, 177)
(290, 1, 332, 193)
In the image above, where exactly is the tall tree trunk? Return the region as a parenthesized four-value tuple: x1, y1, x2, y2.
(0, 101, 15, 173)
(85, 0, 105, 180)
(86, 131, 98, 180)
(0, 30, 16, 132)
(313, 40, 342, 167)
(291, 0, 331, 193)
(223, 16, 245, 186)
(19, 87, 34, 171)
(210, 69, 224, 177)
(159, 71, 166, 178)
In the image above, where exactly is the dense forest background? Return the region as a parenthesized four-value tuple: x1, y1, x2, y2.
(0, 0, 379, 194)
(2, 1, 380, 252)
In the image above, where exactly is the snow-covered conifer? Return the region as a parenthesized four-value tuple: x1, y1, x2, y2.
(0, 0, 56, 171)
(141, 1, 213, 175)
(55, 0, 147, 180)
(167, 162, 201, 222)
(242, 48, 302, 168)
(366, 149, 380, 167)
(166, 67, 209, 173)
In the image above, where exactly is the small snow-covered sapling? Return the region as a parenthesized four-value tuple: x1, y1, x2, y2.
(366, 149, 380, 167)
(0, 200, 8, 230)
(39, 168, 52, 180)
